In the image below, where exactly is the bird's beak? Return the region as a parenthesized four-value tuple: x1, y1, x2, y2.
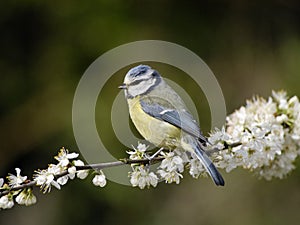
(118, 83, 127, 89)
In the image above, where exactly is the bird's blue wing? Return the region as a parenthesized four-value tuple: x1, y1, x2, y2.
(140, 98, 207, 142)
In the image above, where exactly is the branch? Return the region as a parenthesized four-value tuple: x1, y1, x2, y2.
(0, 157, 163, 197)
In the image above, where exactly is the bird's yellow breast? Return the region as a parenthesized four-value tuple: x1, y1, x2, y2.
(127, 96, 180, 148)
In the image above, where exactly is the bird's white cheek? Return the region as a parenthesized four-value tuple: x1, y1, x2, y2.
(127, 79, 157, 97)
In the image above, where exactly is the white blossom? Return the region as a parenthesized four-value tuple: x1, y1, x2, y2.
(57, 166, 78, 185)
(0, 195, 14, 209)
(272, 90, 289, 110)
(208, 127, 232, 150)
(92, 171, 107, 187)
(189, 154, 206, 179)
(127, 143, 149, 160)
(276, 114, 288, 123)
(7, 168, 27, 188)
(157, 151, 184, 184)
(0, 178, 4, 188)
(57, 175, 68, 186)
(34, 164, 61, 193)
(15, 189, 37, 206)
(54, 147, 79, 167)
(67, 166, 76, 179)
(136, 143, 148, 152)
(159, 151, 184, 173)
(157, 170, 183, 184)
(77, 171, 89, 179)
(129, 166, 158, 189)
(73, 160, 89, 179)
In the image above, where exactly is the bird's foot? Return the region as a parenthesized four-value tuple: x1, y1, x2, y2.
(147, 147, 164, 164)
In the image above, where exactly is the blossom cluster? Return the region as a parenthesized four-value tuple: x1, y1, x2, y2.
(209, 91, 300, 180)
(33, 148, 90, 193)
(0, 148, 106, 210)
(127, 144, 208, 189)
(127, 144, 159, 189)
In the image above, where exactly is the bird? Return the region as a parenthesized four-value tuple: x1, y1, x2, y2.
(119, 65, 224, 186)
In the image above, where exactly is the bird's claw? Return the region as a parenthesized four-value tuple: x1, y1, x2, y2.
(147, 147, 164, 164)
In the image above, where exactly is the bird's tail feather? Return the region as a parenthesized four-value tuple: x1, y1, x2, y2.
(193, 142, 225, 186)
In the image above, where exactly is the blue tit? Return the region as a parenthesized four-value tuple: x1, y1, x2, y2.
(119, 65, 224, 186)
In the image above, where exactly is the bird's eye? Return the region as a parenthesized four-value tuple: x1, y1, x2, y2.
(152, 71, 158, 77)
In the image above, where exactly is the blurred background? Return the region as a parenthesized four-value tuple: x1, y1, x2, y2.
(1, 0, 300, 224)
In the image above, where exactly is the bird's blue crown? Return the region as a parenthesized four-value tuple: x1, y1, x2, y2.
(128, 65, 151, 78)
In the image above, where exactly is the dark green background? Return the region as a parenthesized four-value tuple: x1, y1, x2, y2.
(1, 1, 300, 225)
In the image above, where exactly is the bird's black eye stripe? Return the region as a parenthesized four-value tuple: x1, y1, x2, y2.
(133, 70, 143, 77)
(130, 78, 151, 86)
(130, 66, 148, 77)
